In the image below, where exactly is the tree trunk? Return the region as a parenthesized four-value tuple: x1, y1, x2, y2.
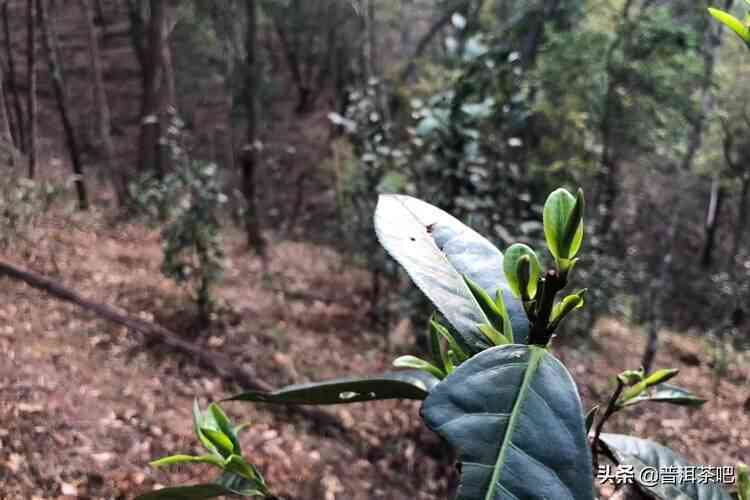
(595, 0, 637, 238)
(137, 0, 165, 176)
(125, 0, 146, 70)
(26, 0, 37, 178)
(680, 0, 733, 174)
(241, 0, 266, 255)
(729, 174, 750, 269)
(79, 0, 123, 203)
(701, 175, 725, 269)
(38, 0, 88, 210)
(0, 57, 13, 145)
(94, 0, 106, 26)
(157, 7, 177, 174)
(2, 0, 24, 151)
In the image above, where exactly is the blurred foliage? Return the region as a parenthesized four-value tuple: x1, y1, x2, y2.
(0, 175, 61, 250)
(130, 114, 227, 324)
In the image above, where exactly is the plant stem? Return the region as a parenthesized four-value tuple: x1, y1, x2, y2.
(591, 378, 624, 472)
(528, 269, 567, 345)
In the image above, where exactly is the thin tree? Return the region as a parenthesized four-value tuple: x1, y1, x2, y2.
(79, 0, 123, 203)
(0, 55, 13, 145)
(2, 0, 23, 151)
(137, 0, 165, 176)
(26, 0, 37, 178)
(38, 0, 88, 209)
(241, 0, 266, 254)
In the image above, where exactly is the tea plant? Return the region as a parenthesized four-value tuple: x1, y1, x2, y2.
(136, 401, 273, 499)
(130, 115, 227, 325)
(137, 187, 742, 500)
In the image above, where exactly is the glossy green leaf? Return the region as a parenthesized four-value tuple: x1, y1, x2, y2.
(600, 434, 733, 500)
(543, 188, 584, 261)
(193, 400, 220, 457)
(708, 8, 750, 44)
(201, 428, 234, 458)
(393, 355, 445, 379)
(464, 275, 513, 340)
(620, 384, 706, 408)
(503, 243, 541, 299)
(226, 370, 439, 405)
(208, 403, 241, 454)
(550, 290, 586, 329)
(224, 455, 263, 482)
(643, 368, 679, 387)
(430, 319, 469, 363)
(620, 369, 681, 405)
(421, 345, 594, 500)
(428, 317, 447, 374)
(150, 454, 225, 469)
(374, 195, 528, 351)
(477, 324, 510, 346)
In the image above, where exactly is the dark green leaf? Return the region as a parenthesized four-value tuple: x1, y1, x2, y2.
(621, 384, 706, 408)
(600, 434, 733, 500)
(374, 195, 528, 352)
(226, 370, 439, 405)
(421, 345, 594, 500)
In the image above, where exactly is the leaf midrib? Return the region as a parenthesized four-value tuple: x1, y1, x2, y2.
(484, 347, 545, 500)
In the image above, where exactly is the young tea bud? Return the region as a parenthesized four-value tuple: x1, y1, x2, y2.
(503, 243, 541, 300)
(543, 188, 584, 268)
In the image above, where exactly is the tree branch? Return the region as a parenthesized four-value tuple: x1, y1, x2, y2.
(0, 259, 349, 433)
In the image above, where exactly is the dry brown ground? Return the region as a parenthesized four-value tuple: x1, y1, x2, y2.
(1, 210, 748, 500)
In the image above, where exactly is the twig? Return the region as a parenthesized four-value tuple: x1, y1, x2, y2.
(591, 378, 624, 472)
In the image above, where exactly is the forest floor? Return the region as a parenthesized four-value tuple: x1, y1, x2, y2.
(1, 207, 749, 500)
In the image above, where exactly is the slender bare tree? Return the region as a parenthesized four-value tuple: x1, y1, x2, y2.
(241, 0, 266, 254)
(26, 0, 37, 177)
(79, 0, 123, 203)
(137, 0, 166, 176)
(38, 0, 88, 209)
(2, 0, 23, 151)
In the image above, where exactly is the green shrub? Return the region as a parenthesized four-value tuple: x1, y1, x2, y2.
(130, 116, 226, 324)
